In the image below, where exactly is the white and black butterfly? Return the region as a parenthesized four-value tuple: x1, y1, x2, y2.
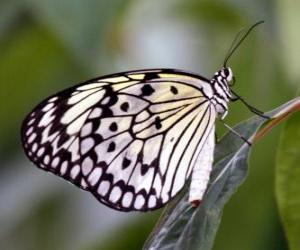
(21, 22, 266, 212)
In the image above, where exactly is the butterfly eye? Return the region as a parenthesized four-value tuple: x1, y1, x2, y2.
(223, 68, 229, 76)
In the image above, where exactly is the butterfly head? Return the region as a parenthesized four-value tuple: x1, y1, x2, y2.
(212, 67, 233, 99)
(222, 67, 233, 83)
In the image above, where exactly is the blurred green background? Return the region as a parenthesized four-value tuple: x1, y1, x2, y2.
(0, 0, 299, 249)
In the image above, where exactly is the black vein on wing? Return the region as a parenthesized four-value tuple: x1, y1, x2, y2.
(158, 106, 207, 199)
(169, 105, 210, 197)
(184, 105, 214, 179)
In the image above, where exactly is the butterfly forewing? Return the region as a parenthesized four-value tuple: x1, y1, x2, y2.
(21, 69, 215, 211)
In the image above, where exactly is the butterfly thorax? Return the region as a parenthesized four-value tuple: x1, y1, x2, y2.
(210, 67, 233, 119)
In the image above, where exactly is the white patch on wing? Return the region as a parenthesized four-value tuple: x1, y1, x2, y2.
(153, 175, 163, 198)
(60, 161, 68, 175)
(81, 179, 88, 189)
(61, 90, 105, 124)
(68, 88, 101, 105)
(97, 181, 110, 196)
(109, 186, 122, 203)
(66, 110, 90, 135)
(43, 155, 49, 165)
(122, 192, 133, 207)
(51, 157, 60, 168)
(142, 135, 162, 165)
(28, 118, 36, 126)
(148, 195, 157, 208)
(80, 137, 95, 155)
(37, 147, 45, 157)
(135, 110, 151, 123)
(28, 133, 37, 143)
(81, 122, 93, 137)
(38, 108, 56, 127)
(32, 143, 38, 152)
(82, 157, 93, 176)
(89, 108, 102, 118)
(134, 194, 145, 209)
(101, 96, 110, 105)
(70, 165, 80, 179)
(26, 126, 33, 136)
(42, 103, 54, 112)
(100, 76, 128, 83)
(77, 82, 107, 91)
(88, 168, 102, 186)
(48, 96, 58, 103)
(128, 74, 144, 80)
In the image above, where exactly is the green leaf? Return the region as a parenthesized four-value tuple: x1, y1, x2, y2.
(144, 98, 300, 250)
(276, 106, 300, 250)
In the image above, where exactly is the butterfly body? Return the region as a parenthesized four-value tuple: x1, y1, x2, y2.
(22, 67, 233, 211)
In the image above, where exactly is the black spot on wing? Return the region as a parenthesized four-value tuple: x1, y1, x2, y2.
(91, 119, 101, 132)
(109, 122, 118, 132)
(143, 73, 159, 81)
(102, 107, 113, 117)
(93, 134, 103, 144)
(141, 84, 155, 96)
(107, 142, 116, 152)
(170, 86, 178, 95)
(120, 102, 129, 112)
(141, 164, 149, 175)
(122, 157, 131, 169)
(154, 116, 162, 129)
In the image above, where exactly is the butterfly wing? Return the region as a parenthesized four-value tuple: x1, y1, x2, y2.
(21, 69, 216, 211)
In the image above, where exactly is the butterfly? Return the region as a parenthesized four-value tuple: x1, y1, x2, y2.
(21, 21, 266, 212)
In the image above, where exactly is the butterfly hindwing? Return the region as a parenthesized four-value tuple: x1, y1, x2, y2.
(21, 69, 216, 211)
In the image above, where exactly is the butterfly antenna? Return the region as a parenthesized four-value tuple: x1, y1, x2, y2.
(223, 20, 265, 67)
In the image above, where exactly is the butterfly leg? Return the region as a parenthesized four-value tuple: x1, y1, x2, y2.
(219, 119, 252, 146)
(215, 132, 219, 144)
(189, 126, 215, 207)
(230, 89, 270, 119)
